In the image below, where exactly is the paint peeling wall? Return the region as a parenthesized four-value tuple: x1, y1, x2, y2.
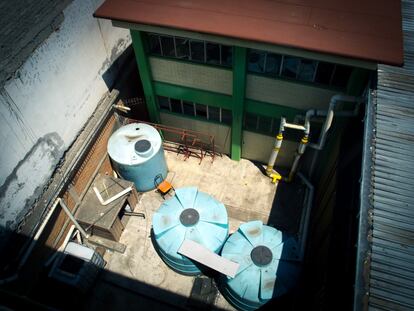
(0, 0, 131, 233)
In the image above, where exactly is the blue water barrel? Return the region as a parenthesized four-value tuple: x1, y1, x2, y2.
(107, 123, 168, 192)
(220, 221, 300, 311)
(152, 187, 229, 275)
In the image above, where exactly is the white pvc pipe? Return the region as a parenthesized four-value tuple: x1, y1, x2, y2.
(93, 186, 132, 206)
(266, 118, 286, 173)
(308, 95, 362, 151)
(17, 198, 62, 271)
(44, 225, 76, 267)
(284, 123, 306, 131)
(306, 95, 363, 178)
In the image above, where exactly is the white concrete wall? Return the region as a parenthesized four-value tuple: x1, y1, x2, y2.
(0, 0, 131, 231)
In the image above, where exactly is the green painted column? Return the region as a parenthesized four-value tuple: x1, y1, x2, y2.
(231, 47, 247, 161)
(130, 30, 160, 123)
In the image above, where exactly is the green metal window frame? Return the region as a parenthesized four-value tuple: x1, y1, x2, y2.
(156, 95, 232, 126)
(131, 29, 369, 163)
(246, 48, 356, 92)
(153, 82, 233, 110)
(130, 30, 160, 123)
(245, 99, 303, 121)
(144, 32, 234, 69)
(230, 47, 247, 161)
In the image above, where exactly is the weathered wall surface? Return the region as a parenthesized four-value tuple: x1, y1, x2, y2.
(0, 0, 131, 233)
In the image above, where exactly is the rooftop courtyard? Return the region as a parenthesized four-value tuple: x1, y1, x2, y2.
(84, 149, 306, 310)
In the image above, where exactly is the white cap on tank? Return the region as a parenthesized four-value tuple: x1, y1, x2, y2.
(107, 123, 162, 166)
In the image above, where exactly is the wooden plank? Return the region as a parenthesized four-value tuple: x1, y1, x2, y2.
(75, 174, 133, 231)
(88, 236, 126, 253)
(178, 239, 239, 278)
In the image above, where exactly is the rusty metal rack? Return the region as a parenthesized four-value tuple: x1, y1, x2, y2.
(121, 117, 222, 164)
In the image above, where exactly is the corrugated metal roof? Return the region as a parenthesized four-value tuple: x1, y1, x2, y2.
(94, 0, 404, 66)
(355, 1, 414, 310)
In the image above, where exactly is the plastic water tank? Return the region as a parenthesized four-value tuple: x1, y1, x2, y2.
(152, 187, 229, 275)
(220, 221, 300, 311)
(107, 123, 167, 192)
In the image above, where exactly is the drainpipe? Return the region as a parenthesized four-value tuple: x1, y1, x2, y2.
(0, 198, 89, 285)
(0, 198, 61, 285)
(297, 172, 314, 261)
(307, 95, 363, 178)
(286, 116, 310, 182)
(266, 117, 310, 183)
(266, 118, 286, 183)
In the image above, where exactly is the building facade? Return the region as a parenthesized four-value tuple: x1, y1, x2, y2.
(124, 24, 372, 167)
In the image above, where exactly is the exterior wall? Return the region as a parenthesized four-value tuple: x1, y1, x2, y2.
(160, 112, 231, 154)
(242, 131, 297, 167)
(150, 57, 232, 95)
(0, 0, 131, 232)
(246, 75, 341, 110)
(131, 29, 369, 165)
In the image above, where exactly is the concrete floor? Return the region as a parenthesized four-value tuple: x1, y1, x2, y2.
(85, 150, 306, 310)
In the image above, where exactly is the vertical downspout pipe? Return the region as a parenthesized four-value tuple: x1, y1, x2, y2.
(266, 117, 286, 183)
(287, 118, 311, 182)
(297, 172, 314, 261)
(0, 198, 62, 285)
(308, 95, 363, 151)
(0, 198, 89, 285)
(307, 95, 363, 178)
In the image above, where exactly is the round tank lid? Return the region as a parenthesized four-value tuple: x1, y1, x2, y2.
(180, 208, 200, 226)
(251, 246, 273, 267)
(134, 139, 152, 157)
(152, 187, 229, 261)
(107, 123, 162, 165)
(221, 221, 300, 301)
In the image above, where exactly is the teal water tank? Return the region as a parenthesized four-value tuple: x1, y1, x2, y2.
(220, 221, 300, 311)
(107, 123, 167, 192)
(152, 187, 229, 275)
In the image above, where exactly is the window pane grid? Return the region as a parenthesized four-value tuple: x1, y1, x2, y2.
(158, 96, 230, 125)
(148, 33, 232, 68)
(244, 113, 284, 136)
(247, 49, 352, 89)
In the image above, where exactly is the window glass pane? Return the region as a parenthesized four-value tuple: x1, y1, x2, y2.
(257, 115, 273, 133)
(248, 50, 265, 73)
(206, 43, 220, 65)
(148, 34, 161, 55)
(190, 40, 204, 62)
(208, 106, 220, 122)
(170, 98, 182, 113)
(281, 56, 300, 78)
(315, 62, 335, 85)
(160, 36, 175, 57)
(265, 53, 282, 76)
(221, 45, 233, 67)
(244, 113, 258, 130)
(175, 37, 189, 60)
(297, 59, 317, 82)
(158, 96, 170, 110)
(182, 101, 194, 116)
(195, 104, 207, 118)
(221, 109, 232, 124)
(331, 65, 353, 88)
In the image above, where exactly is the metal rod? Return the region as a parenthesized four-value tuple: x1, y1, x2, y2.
(297, 172, 314, 261)
(59, 199, 89, 238)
